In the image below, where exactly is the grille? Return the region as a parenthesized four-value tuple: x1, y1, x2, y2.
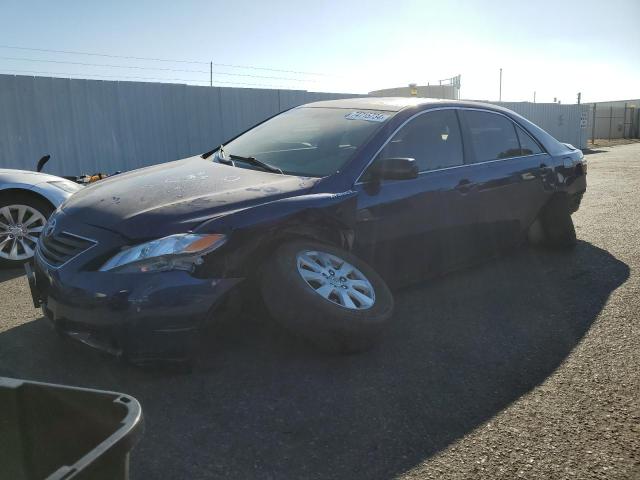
(38, 231, 96, 267)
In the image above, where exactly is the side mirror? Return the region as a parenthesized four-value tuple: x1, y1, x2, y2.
(370, 157, 418, 181)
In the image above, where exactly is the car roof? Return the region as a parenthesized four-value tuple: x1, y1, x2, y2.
(300, 97, 507, 113)
(298, 96, 570, 157)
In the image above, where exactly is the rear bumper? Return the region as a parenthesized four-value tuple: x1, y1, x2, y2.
(30, 254, 242, 364)
(568, 189, 585, 213)
(565, 168, 587, 213)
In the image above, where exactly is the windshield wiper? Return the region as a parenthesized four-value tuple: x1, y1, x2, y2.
(228, 154, 283, 174)
(202, 144, 230, 161)
(202, 145, 233, 164)
(207, 145, 283, 174)
(214, 145, 234, 166)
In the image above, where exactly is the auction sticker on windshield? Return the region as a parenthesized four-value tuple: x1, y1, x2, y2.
(345, 111, 390, 122)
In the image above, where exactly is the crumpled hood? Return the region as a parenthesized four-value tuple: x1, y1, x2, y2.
(61, 155, 318, 239)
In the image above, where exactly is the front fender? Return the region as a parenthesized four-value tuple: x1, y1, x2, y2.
(0, 181, 73, 208)
(194, 191, 359, 277)
(30, 181, 76, 207)
(195, 191, 358, 233)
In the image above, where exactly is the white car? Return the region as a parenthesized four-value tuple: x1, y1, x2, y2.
(0, 169, 82, 268)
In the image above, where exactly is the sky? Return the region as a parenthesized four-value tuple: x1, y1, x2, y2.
(1, 0, 638, 103)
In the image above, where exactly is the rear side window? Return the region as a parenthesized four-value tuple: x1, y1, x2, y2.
(515, 125, 543, 155)
(376, 109, 464, 172)
(462, 110, 521, 162)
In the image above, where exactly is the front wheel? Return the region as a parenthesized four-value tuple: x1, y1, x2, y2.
(0, 194, 53, 268)
(260, 240, 394, 353)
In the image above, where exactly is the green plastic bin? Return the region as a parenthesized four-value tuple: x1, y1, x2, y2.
(0, 377, 143, 479)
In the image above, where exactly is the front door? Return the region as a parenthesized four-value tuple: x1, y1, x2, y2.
(352, 108, 475, 287)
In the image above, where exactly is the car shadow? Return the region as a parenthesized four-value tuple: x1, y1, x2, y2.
(0, 268, 23, 283)
(0, 241, 629, 480)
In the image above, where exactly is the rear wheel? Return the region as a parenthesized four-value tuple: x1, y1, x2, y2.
(531, 196, 577, 249)
(0, 194, 53, 268)
(260, 240, 394, 353)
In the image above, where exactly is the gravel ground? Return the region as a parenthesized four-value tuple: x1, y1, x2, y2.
(589, 138, 640, 148)
(0, 144, 638, 479)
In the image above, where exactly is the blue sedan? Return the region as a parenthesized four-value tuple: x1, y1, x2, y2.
(28, 98, 587, 366)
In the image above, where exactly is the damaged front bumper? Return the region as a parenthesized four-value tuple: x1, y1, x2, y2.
(28, 254, 242, 365)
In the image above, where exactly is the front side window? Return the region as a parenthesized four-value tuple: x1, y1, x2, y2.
(462, 110, 521, 162)
(373, 109, 464, 173)
(222, 107, 392, 177)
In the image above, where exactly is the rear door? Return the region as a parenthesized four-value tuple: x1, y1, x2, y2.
(456, 109, 552, 253)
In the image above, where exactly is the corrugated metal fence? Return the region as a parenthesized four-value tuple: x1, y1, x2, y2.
(589, 101, 640, 140)
(0, 74, 589, 176)
(495, 101, 591, 149)
(0, 75, 361, 176)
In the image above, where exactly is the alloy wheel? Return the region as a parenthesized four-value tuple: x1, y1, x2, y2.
(0, 204, 47, 261)
(296, 250, 376, 310)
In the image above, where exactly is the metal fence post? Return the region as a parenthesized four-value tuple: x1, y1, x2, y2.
(591, 103, 596, 144)
(609, 106, 613, 142)
(623, 102, 628, 138)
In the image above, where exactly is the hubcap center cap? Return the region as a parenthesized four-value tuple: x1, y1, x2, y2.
(324, 270, 341, 287)
(324, 269, 342, 286)
(8, 225, 24, 237)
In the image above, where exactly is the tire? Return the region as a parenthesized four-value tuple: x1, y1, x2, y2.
(0, 193, 53, 268)
(260, 240, 394, 353)
(536, 196, 577, 249)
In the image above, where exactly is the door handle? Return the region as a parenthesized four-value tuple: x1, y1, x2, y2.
(455, 179, 474, 194)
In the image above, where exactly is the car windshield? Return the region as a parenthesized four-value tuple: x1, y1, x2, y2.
(221, 107, 393, 177)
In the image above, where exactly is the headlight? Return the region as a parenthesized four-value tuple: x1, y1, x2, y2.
(47, 180, 82, 193)
(99, 233, 226, 273)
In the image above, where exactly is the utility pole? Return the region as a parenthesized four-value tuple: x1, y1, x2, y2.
(499, 68, 502, 101)
(210, 61, 213, 87)
(533, 91, 536, 103)
(577, 92, 581, 104)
